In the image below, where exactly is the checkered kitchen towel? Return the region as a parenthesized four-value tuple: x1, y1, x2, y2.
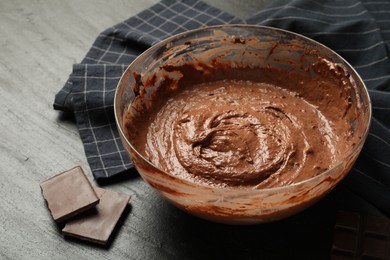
(54, 0, 390, 214)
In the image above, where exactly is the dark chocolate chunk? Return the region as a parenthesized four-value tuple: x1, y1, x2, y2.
(331, 211, 390, 259)
(62, 187, 130, 245)
(40, 166, 99, 223)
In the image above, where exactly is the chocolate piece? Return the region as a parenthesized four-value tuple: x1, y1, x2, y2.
(62, 187, 130, 245)
(40, 166, 99, 222)
(331, 211, 390, 259)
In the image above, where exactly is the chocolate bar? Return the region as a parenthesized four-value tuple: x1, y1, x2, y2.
(40, 166, 99, 222)
(62, 187, 131, 245)
(331, 210, 390, 259)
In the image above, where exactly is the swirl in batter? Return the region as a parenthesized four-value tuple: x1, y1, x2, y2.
(142, 79, 337, 189)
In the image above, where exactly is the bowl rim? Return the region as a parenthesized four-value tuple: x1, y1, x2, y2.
(114, 24, 372, 193)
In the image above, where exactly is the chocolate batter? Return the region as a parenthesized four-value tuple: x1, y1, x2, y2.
(124, 55, 361, 189)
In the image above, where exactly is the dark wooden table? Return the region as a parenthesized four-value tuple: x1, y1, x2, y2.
(1, 1, 383, 259)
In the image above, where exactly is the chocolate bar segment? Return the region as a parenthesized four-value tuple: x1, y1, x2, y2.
(331, 211, 390, 259)
(40, 166, 99, 222)
(62, 187, 130, 245)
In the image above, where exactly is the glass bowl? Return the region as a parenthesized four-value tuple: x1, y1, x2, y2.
(114, 25, 371, 224)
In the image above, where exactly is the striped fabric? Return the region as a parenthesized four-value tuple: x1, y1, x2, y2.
(54, 0, 390, 214)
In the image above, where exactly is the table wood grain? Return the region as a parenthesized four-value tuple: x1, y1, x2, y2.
(0, 1, 273, 259)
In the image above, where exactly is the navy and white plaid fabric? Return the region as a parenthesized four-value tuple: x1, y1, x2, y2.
(54, 0, 390, 214)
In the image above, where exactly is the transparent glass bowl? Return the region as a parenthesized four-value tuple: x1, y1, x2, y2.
(114, 25, 371, 224)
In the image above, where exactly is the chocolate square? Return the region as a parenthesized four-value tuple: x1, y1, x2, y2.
(331, 211, 390, 260)
(334, 210, 360, 230)
(332, 229, 358, 254)
(62, 187, 130, 245)
(362, 237, 390, 259)
(40, 166, 99, 222)
(365, 216, 390, 240)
